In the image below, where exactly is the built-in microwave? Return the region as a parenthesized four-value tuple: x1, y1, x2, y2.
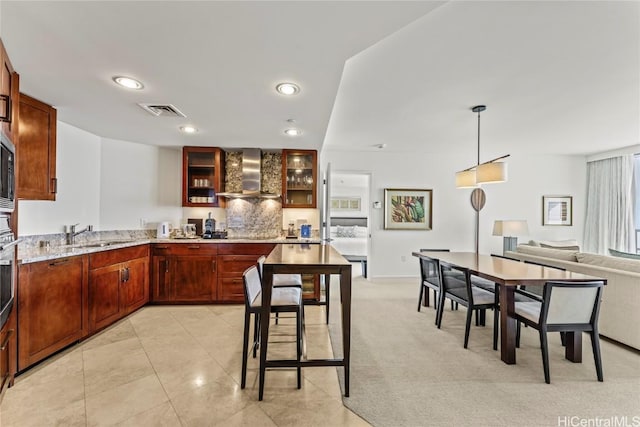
(0, 132, 14, 213)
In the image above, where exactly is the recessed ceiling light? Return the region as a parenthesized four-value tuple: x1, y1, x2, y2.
(112, 76, 144, 90)
(276, 83, 300, 96)
(180, 125, 198, 134)
(284, 128, 302, 136)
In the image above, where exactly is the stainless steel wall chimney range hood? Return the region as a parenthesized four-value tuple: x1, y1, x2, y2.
(216, 148, 281, 199)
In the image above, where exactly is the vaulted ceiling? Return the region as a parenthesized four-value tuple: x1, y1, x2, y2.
(1, 1, 638, 156)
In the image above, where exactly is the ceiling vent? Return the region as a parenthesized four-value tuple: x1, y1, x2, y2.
(137, 103, 186, 117)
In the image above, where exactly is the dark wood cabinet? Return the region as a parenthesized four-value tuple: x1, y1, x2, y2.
(0, 308, 16, 403)
(182, 147, 225, 208)
(88, 245, 149, 333)
(17, 93, 57, 200)
(151, 244, 218, 302)
(217, 243, 275, 303)
(17, 256, 88, 371)
(282, 149, 317, 208)
(0, 38, 19, 143)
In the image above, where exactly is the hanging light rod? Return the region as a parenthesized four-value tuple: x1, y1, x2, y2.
(455, 105, 510, 188)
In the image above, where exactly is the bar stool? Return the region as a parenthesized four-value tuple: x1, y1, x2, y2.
(257, 256, 303, 324)
(241, 265, 304, 390)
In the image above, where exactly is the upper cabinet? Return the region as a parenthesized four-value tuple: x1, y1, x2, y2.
(0, 39, 19, 143)
(282, 149, 317, 208)
(182, 147, 225, 207)
(17, 94, 57, 200)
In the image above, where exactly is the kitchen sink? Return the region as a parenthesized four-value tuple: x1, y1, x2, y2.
(74, 240, 135, 248)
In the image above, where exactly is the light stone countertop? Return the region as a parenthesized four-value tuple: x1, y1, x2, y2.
(18, 237, 323, 264)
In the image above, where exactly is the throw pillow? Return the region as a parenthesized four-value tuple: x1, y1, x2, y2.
(609, 248, 640, 261)
(540, 243, 580, 251)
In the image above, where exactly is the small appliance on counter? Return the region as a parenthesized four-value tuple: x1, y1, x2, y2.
(300, 224, 311, 238)
(286, 221, 297, 239)
(202, 212, 216, 239)
(157, 222, 171, 238)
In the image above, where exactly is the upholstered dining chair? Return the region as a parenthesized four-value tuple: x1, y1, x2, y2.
(437, 263, 499, 350)
(509, 280, 605, 384)
(241, 265, 304, 390)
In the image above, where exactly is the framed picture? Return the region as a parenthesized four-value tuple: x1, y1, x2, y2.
(331, 197, 361, 211)
(384, 188, 432, 230)
(542, 195, 573, 226)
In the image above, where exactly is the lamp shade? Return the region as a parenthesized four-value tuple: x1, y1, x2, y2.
(492, 220, 529, 237)
(477, 161, 507, 184)
(455, 169, 477, 188)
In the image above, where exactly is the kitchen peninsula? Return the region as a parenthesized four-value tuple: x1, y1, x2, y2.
(16, 235, 322, 372)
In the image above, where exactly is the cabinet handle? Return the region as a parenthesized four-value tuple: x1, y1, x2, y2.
(187, 245, 200, 249)
(155, 246, 169, 249)
(0, 94, 11, 123)
(50, 178, 58, 194)
(165, 260, 169, 273)
(121, 267, 130, 283)
(212, 260, 216, 273)
(0, 329, 13, 350)
(49, 259, 70, 266)
(125, 267, 130, 282)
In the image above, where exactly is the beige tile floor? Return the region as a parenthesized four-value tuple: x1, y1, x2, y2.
(0, 302, 369, 427)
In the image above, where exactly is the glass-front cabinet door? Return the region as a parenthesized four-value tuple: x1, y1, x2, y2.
(182, 147, 224, 207)
(282, 149, 317, 208)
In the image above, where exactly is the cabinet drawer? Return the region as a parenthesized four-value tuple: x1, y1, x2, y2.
(90, 244, 149, 269)
(218, 277, 245, 302)
(153, 243, 217, 256)
(218, 243, 275, 255)
(218, 255, 259, 276)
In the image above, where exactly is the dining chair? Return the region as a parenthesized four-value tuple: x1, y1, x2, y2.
(437, 263, 499, 350)
(257, 255, 304, 325)
(241, 265, 304, 390)
(417, 249, 449, 313)
(509, 280, 604, 384)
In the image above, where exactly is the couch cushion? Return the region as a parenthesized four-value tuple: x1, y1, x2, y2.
(540, 243, 580, 251)
(528, 239, 579, 249)
(576, 252, 640, 274)
(516, 245, 578, 261)
(609, 248, 640, 261)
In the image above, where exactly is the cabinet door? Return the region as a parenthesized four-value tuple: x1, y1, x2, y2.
(151, 255, 172, 302)
(0, 313, 15, 401)
(18, 256, 87, 371)
(17, 93, 57, 200)
(173, 256, 217, 302)
(89, 263, 122, 333)
(121, 257, 149, 313)
(182, 147, 224, 207)
(282, 149, 317, 208)
(0, 39, 17, 142)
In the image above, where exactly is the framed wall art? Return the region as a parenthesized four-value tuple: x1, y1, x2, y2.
(384, 188, 432, 230)
(542, 195, 573, 226)
(331, 197, 361, 211)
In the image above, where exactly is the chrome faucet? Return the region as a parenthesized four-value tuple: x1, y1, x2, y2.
(65, 224, 93, 245)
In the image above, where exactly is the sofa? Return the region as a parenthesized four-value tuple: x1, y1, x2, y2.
(505, 244, 640, 350)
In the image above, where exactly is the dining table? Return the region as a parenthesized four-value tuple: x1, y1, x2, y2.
(259, 243, 352, 401)
(412, 251, 606, 365)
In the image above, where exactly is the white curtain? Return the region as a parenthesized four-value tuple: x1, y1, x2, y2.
(583, 155, 635, 254)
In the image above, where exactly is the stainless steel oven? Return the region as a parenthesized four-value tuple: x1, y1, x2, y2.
(0, 132, 14, 213)
(0, 216, 16, 329)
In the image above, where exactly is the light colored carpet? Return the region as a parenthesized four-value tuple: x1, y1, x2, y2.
(328, 276, 640, 427)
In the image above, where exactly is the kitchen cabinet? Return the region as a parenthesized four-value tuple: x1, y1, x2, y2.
(17, 255, 88, 371)
(0, 38, 19, 143)
(217, 243, 276, 303)
(0, 308, 16, 403)
(17, 93, 57, 200)
(88, 245, 149, 333)
(282, 149, 317, 208)
(151, 243, 218, 302)
(183, 147, 225, 208)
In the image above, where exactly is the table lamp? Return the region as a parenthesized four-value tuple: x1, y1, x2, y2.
(493, 220, 529, 254)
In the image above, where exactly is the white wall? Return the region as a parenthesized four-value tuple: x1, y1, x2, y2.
(18, 122, 101, 235)
(18, 122, 183, 236)
(100, 138, 182, 230)
(321, 149, 586, 278)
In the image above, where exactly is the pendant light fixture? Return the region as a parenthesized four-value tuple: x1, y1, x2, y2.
(455, 105, 509, 188)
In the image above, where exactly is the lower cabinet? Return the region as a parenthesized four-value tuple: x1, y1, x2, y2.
(217, 244, 275, 303)
(0, 309, 16, 403)
(17, 256, 88, 371)
(88, 245, 149, 333)
(151, 244, 218, 303)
